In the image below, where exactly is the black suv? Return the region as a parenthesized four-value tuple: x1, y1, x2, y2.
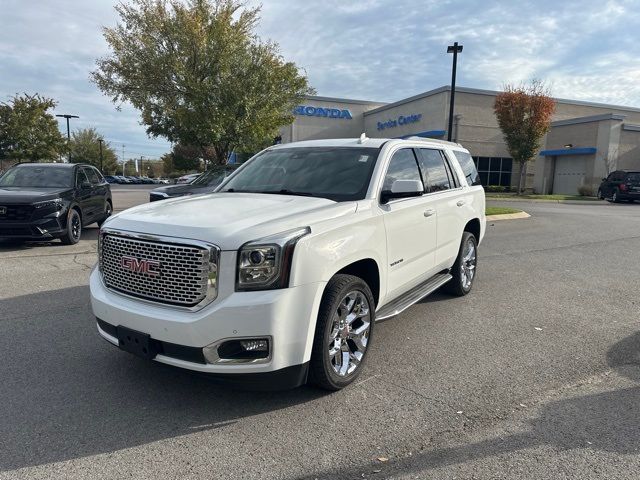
(0, 163, 112, 244)
(149, 165, 238, 201)
(598, 170, 640, 203)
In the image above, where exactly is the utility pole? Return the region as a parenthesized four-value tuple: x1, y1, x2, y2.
(55, 114, 79, 162)
(97, 138, 104, 173)
(446, 42, 463, 142)
(122, 144, 125, 176)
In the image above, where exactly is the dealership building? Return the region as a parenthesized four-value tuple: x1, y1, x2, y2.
(278, 86, 640, 194)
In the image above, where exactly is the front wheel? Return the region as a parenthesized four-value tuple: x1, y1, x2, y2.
(60, 209, 82, 245)
(309, 274, 375, 391)
(444, 232, 478, 296)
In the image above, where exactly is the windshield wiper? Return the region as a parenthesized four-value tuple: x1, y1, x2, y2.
(263, 189, 315, 197)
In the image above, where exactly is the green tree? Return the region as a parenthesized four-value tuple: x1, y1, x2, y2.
(0, 93, 65, 162)
(92, 0, 313, 166)
(494, 81, 556, 194)
(69, 127, 119, 174)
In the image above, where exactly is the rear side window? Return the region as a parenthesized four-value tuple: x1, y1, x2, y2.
(382, 149, 423, 191)
(627, 173, 640, 184)
(453, 150, 481, 186)
(417, 149, 451, 192)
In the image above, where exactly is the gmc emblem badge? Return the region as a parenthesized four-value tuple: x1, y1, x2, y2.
(120, 256, 161, 276)
(0, 206, 6, 215)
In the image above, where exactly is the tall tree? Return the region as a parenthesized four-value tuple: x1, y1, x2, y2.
(0, 93, 65, 162)
(92, 0, 313, 166)
(69, 127, 119, 174)
(494, 81, 556, 194)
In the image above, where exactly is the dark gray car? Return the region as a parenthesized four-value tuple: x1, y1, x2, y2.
(149, 165, 238, 202)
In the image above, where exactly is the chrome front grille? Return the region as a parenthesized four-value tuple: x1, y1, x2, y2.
(99, 231, 219, 308)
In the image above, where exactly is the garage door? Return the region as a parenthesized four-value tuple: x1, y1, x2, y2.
(553, 157, 586, 194)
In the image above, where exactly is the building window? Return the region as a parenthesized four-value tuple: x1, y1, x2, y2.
(473, 157, 513, 187)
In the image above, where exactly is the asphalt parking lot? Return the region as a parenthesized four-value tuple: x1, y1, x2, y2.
(1, 189, 640, 479)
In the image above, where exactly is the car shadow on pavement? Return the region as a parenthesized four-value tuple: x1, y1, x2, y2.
(0, 228, 99, 252)
(296, 332, 640, 479)
(0, 285, 324, 472)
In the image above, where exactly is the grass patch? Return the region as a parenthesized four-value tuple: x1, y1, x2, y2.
(485, 193, 598, 201)
(486, 206, 523, 216)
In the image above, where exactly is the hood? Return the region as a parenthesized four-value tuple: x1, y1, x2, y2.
(152, 184, 212, 196)
(104, 192, 356, 250)
(0, 187, 72, 204)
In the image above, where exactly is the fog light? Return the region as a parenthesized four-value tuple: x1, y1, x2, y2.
(240, 339, 268, 351)
(202, 337, 271, 364)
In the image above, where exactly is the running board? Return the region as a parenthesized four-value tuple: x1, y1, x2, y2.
(375, 273, 452, 321)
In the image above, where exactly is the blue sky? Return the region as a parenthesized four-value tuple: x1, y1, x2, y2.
(1, 0, 639, 160)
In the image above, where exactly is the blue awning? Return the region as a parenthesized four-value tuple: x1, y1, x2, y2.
(539, 147, 596, 156)
(397, 130, 446, 139)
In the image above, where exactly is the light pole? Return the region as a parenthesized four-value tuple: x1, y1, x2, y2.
(97, 138, 104, 173)
(446, 42, 463, 142)
(55, 114, 79, 162)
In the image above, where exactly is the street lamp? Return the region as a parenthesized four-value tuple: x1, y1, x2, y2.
(55, 114, 79, 162)
(97, 138, 104, 173)
(446, 42, 463, 142)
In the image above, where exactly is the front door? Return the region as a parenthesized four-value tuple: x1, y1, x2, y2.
(379, 148, 437, 299)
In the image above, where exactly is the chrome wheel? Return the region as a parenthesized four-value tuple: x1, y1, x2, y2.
(613, 190, 618, 203)
(460, 238, 476, 290)
(328, 290, 371, 377)
(105, 202, 112, 217)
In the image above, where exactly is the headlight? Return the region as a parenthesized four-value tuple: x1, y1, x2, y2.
(236, 227, 310, 291)
(33, 198, 64, 210)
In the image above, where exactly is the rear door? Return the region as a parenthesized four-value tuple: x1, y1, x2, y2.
(416, 148, 466, 269)
(86, 166, 110, 218)
(380, 148, 437, 299)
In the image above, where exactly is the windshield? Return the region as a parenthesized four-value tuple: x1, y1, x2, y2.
(191, 167, 231, 187)
(220, 147, 380, 201)
(0, 165, 73, 188)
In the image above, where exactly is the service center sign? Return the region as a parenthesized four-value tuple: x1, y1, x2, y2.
(377, 113, 422, 131)
(294, 105, 353, 120)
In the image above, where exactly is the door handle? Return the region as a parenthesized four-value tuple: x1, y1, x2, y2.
(456, 200, 466, 207)
(424, 208, 435, 217)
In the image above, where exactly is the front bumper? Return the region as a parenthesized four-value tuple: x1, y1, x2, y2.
(0, 216, 67, 239)
(90, 268, 325, 381)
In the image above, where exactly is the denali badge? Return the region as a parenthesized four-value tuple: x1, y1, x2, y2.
(120, 256, 161, 276)
(0, 206, 6, 215)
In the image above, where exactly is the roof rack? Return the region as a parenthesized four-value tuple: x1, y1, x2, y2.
(402, 136, 462, 147)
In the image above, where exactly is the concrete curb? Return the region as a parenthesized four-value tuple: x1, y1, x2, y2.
(486, 197, 599, 205)
(486, 211, 531, 221)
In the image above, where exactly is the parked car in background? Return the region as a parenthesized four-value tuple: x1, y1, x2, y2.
(115, 176, 131, 184)
(149, 165, 238, 201)
(0, 162, 112, 244)
(91, 137, 485, 390)
(176, 173, 201, 184)
(104, 175, 120, 184)
(598, 170, 640, 202)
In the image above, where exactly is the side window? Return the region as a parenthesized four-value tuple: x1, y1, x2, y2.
(382, 149, 423, 191)
(76, 168, 89, 187)
(83, 167, 100, 185)
(453, 150, 481, 186)
(92, 167, 105, 184)
(417, 149, 451, 192)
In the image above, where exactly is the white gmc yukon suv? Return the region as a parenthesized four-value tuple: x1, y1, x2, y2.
(90, 136, 485, 390)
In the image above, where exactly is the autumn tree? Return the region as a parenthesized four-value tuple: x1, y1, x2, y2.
(0, 93, 65, 162)
(494, 81, 556, 194)
(92, 0, 313, 166)
(69, 127, 119, 174)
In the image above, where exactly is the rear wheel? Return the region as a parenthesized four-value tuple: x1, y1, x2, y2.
(612, 189, 620, 203)
(309, 274, 375, 391)
(597, 189, 604, 200)
(97, 200, 112, 227)
(444, 232, 477, 296)
(60, 209, 82, 245)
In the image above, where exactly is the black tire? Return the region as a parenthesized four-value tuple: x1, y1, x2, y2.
(443, 232, 478, 296)
(612, 189, 620, 203)
(97, 200, 113, 227)
(308, 274, 375, 391)
(60, 208, 82, 245)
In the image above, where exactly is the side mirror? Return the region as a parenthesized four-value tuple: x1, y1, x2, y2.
(81, 181, 92, 189)
(381, 179, 424, 204)
(602, 178, 607, 182)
